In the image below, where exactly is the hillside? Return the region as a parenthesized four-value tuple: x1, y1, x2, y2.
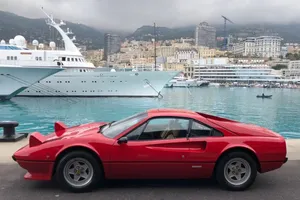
(2, 10, 300, 50)
(128, 23, 300, 44)
(0, 11, 105, 50)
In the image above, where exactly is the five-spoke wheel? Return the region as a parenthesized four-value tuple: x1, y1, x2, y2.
(215, 151, 257, 191)
(56, 151, 103, 193)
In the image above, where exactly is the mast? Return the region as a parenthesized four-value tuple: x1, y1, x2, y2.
(154, 22, 157, 71)
(40, 7, 80, 54)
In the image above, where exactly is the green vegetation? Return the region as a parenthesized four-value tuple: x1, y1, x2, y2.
(272, 64, 288, 70)
(285, 53, 300, 60)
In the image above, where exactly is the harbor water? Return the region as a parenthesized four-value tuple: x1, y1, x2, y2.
(1, 87, 300, 138)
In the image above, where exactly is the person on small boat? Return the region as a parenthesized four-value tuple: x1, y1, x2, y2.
(262, 93, 265, 97)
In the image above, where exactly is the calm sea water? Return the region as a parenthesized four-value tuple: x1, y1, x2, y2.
(1, 87, 300, 138)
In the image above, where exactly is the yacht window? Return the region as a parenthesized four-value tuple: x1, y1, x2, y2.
(10, 56, 13, 60)
(75, 58, 78, 62)
(7, 56, 10, 60)
(39, 57, 42, 61)
(35, 57, 38, 61)
(14, 56, 17, 60)
(71, 58, 74, 61)
(80, 69, 82, 72)
(62, 57, 66, 61)
(83, 69, 86, 72)
(67, 58, 70, 61)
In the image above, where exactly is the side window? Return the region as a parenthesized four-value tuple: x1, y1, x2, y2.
(138, 118, 190, 140)
(126, 123, 146, 141)
(189, 121, 212, 137)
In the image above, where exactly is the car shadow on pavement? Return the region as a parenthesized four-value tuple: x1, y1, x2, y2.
(28, 174, 274, 192)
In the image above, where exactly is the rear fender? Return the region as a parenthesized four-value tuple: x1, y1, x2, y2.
(218, 144, 258, 161)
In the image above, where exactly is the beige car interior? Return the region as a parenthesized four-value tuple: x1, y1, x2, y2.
(161, 119, 183, 139)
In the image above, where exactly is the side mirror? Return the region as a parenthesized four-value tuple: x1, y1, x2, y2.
(117, 137, 128, 144)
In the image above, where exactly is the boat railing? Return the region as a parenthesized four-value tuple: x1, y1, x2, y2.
(0, 60, 95, 68)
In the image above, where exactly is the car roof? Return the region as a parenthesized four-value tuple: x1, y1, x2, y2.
(147, 108, 198, 117)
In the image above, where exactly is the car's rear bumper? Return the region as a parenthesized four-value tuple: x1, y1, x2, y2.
(260, 157, 288, 173)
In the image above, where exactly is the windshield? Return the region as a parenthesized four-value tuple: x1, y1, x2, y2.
(101, 112, 148, 138)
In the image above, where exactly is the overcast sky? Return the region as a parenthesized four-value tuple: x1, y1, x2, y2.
(0, 0, 299, 31)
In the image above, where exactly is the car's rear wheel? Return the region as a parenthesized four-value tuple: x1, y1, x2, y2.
(55, 150, 103, 193)
(215, 151, 257, 191)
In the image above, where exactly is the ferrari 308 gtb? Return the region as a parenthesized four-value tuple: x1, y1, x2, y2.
(12, 109, 288, 192)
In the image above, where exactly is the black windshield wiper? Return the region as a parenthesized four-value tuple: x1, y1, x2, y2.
(98, 124, 107, 133)
(98, 121, 116, 133)
(108, 121, 116, 127)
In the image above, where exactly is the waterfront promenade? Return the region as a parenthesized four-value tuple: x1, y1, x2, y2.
(0, 139, 300, 200)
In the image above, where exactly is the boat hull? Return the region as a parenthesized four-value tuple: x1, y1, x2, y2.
(18, 70, 179, 97)
(165, 80, 209, 88)
(0, 66, 63, 100)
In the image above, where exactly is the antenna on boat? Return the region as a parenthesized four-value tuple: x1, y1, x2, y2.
(40, 6, 80, 54)
(41, 7, 55, 24)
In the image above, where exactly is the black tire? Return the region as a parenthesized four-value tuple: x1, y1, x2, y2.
(55, 150, 103, 193)
(215, 151, 257, 191)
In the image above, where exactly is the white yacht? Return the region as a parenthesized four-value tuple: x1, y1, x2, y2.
(0, 65, 62, 101)
(0, 8, 178, 98)
(165, 74, 209, 88)
(0, 39, 63, 101)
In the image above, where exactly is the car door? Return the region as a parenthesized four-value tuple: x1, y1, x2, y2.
(108, 117, 195, 179)
(185, 120, 225, 178)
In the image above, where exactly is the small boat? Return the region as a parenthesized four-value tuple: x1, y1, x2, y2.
(256, 95, 272, 98)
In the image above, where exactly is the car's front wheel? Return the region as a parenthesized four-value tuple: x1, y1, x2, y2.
(55, 150, 103, 193)
(215, 151, 257, 191)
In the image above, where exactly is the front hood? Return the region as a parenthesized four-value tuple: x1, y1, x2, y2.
(45, 122, 107, 141)
(199, 112, 282, 138)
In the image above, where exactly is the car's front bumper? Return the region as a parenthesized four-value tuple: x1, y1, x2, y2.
(13, 158, 54, 181)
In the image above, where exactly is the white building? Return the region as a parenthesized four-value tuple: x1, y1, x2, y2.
(282, 60, 300, 79)
(175, 48, 199, 63)
(233, 36, 283, 58)
(185, 58, 281, 82)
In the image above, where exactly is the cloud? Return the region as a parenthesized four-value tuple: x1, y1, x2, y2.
(0, 0, 298, 31)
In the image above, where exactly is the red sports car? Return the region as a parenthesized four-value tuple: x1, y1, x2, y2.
(12, 108, 288, 193)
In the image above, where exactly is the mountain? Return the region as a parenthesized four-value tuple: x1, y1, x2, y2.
(128, 23, 300, 44)
(0, 11, 105, 50)
(2, 10, 300, 50)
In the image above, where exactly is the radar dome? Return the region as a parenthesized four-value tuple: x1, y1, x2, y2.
(49, 41, 56, 49)
(9, 39, 15, 45)
(32, 40, 39, 46)
(38, 43, 44, 49)
(14, 35, 26, 47)
(0, 40, 5, 44)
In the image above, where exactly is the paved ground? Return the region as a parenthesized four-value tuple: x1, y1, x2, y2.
(0, 161, 299, 200)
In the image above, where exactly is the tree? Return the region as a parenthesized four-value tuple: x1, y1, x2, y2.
(272, 64, 288, 70)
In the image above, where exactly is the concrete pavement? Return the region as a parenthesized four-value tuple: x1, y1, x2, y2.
(0, 161, 299, 200)
(0, 138, 300, 199)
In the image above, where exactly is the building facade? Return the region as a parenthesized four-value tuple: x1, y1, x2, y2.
(104, 33, 121, 61)
(233, 36, 283, 58)
(195, 22, 217, 48)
